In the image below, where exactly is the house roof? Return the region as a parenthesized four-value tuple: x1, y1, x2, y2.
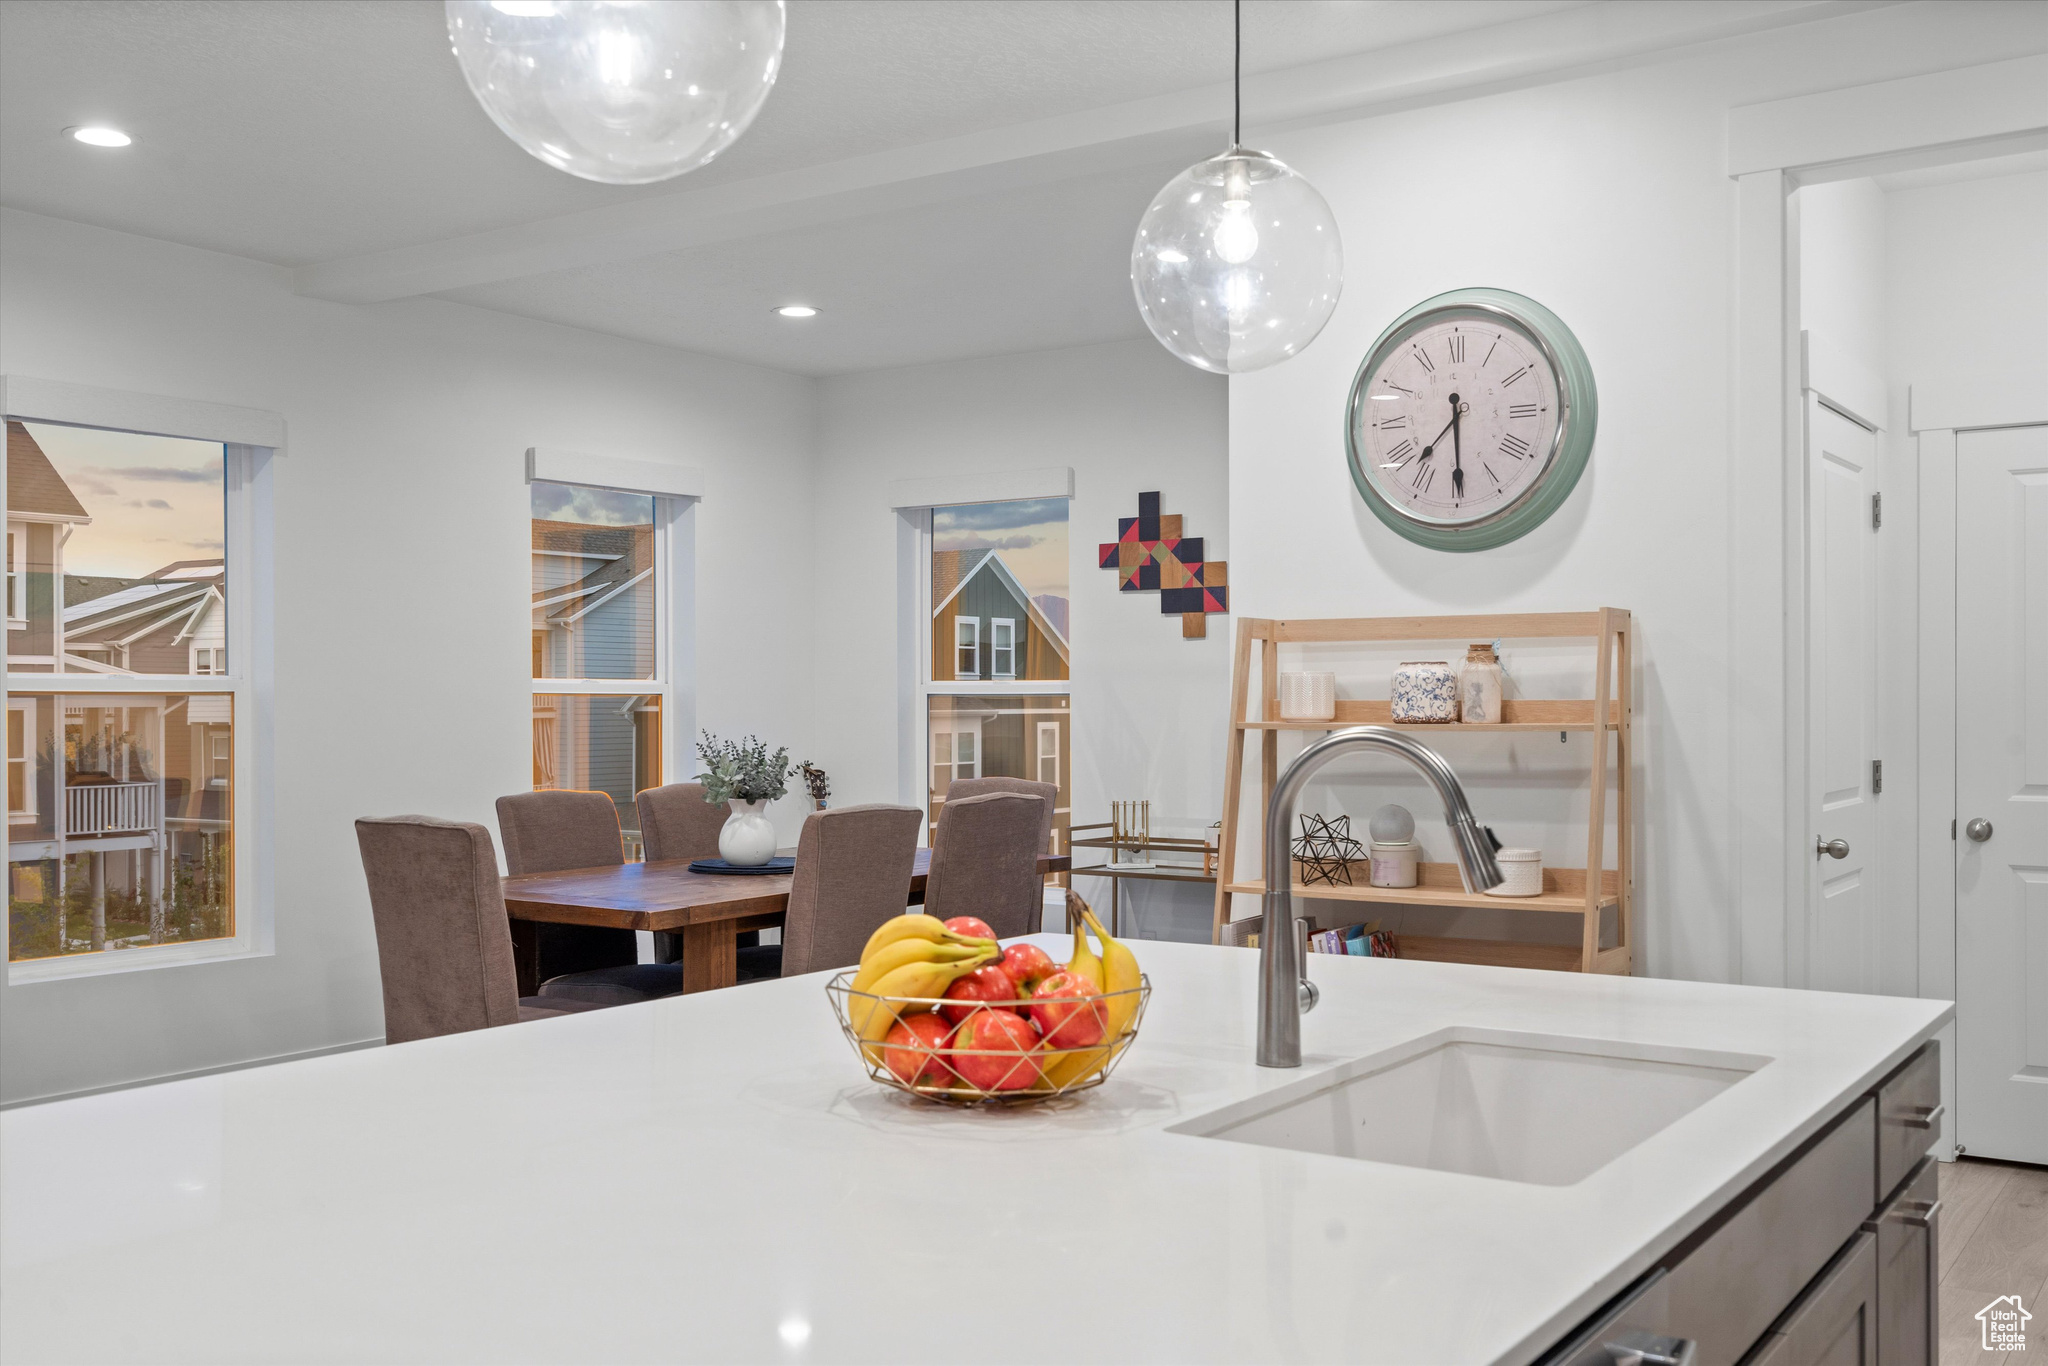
(532, 518, 653, 624)
(65, 564, 226, 653)
(6, 422, 90, 521)
(930, 546, 1069, 662)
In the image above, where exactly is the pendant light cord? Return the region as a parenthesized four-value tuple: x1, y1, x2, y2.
(1232, 0, 1241, 147)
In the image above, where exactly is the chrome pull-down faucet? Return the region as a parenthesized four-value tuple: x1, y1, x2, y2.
(1257, 726, 1503, 1068)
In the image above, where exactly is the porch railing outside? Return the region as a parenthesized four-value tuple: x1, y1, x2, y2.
(65, 780, 162, 837)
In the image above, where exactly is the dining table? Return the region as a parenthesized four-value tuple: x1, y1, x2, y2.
(502, 848, 1071, 994)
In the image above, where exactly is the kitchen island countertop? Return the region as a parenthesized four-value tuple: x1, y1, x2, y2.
(0, 937, 1950, 1364)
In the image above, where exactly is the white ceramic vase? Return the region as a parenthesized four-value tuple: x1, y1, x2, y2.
(718, 799, 777, 866)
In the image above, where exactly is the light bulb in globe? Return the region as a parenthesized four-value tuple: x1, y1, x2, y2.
(445, 0, 784, 185)
(1130, 148, 1343, 374)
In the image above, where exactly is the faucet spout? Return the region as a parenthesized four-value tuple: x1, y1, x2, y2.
(1256, 725, 1503, 1068)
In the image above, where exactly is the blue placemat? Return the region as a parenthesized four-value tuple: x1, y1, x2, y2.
(687, 857, 795, 876)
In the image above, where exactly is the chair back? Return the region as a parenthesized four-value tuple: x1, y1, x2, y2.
(356, 815, 520, 1044)
(923, 791, 1045, 939)
(636, 782, 729, 863)
(495, 789, 635, 978)
(778, 804, 922, 976)
(943, 776, 1056, 854)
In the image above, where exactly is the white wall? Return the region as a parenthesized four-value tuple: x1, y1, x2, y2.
(813, 339, 1230, 943)
(1224, 3, 2038, 983)
(1799, 178, 1891, 385)
(1887, 168, 2048, 393)
(0, 208, 819, 1105)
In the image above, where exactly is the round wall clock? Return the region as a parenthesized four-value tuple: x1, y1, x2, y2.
(1345, 287, 1596, 552)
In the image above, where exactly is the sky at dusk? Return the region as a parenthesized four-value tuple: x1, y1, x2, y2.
(933, 496, 1069, 604)
(24, 423, 224, 579)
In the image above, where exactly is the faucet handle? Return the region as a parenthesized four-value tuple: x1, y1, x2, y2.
(1294, 918, 1320, 1014)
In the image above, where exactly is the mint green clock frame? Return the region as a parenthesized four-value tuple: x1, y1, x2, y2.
(1344, 287, 1597, 553)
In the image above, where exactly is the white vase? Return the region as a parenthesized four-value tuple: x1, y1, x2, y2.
(718, 799, 777, 866)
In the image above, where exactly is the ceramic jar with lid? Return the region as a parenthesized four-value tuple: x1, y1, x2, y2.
(1458, 643, 1504, 724)
(1390, 661, 1457, 723)
(1482, 848, 1544, 897)
(1278, 671, 1337, 722)
(1368, 840, 1419, 888)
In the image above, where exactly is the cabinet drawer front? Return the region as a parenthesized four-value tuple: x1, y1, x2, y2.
(1875, 1043, 1941, 1201)
(1663, 1098, 1877, 1365)
(1870, 1157, 1938, 1366)
(1742, 1231, 1879, 1366)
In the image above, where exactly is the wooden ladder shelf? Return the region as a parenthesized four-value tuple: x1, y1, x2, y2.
(1210, 609, 1633, 975)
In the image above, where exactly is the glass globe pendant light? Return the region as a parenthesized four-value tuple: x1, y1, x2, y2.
(1131, 1, 1342, 373)
(445, 0, 785, 185)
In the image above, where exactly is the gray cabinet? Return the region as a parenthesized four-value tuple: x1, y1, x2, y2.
(1540, 1042, 1941, 1366)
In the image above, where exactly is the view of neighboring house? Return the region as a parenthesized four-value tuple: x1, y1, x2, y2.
(6, 421, 232, 958)
(927, 545, 1071, 859)
(530, 509, 661, 845)
(931, 548, 1068, 683)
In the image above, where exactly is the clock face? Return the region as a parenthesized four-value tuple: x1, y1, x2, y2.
(1351, 314, 1562, 527)
(1344, 289, 1596, 553)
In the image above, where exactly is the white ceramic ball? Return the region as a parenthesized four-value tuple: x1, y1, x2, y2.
(1369, 804, 1415, 844)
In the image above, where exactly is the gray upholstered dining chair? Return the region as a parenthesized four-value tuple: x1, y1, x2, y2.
(772, 803, 925, 978)
(356, 815, 606, 1044)
(496, 789, 683, 1006)
(943, 776, 1056, 855)
(635, 782, 729, 862)
(923, 791, 1046, 939)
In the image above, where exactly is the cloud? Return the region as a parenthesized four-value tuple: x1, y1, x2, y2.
(73, 476, 119, 496)
(83, 458, 225, 484)
(124, 499, 174, 509)
(932, 498, 1067, 533)
(530, 481, 653, 526)
(951, 533, 1040, 551)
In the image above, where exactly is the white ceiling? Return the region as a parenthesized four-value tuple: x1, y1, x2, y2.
(0, 0, 1877, 375)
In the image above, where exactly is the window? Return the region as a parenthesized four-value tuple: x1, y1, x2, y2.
(991, 618, 1015, 679)
(6, 526, 23, 627)
(1037, 721, 1060, 790)
(7, 419, 246, 966)
(954, 618, 979, 680)
(530, 480, 668, 851)
(923, 497, 1070, 865)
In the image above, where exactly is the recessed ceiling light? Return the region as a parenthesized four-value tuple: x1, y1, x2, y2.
(773, 305, 819, 319)
(67, 125, 132, 148)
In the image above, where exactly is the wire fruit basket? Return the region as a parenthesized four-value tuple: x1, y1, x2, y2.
(824, 972, 1152, 1105)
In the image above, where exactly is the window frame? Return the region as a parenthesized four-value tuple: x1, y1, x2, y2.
(8, 696, 35, 819)
(5, 410, 274, 984)
(953, 617, 979, 680)
(990, 617, 1016, 679)
(527, 479, 688, 846)
(1036, 719, 1060, 789)
(5, 523, 23, 628)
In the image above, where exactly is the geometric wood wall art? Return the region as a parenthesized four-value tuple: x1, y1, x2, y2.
(1098, 490, 1228, 639)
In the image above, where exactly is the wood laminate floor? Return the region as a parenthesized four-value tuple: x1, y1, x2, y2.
(1938, 1157, 2047, 1363)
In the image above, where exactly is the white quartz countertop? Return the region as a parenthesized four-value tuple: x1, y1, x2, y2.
(1, 939, 1950, 1364)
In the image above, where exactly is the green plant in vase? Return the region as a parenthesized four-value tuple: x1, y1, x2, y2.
(696, 732, 793, 866)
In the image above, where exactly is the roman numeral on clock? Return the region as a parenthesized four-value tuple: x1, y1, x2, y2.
(1484, 462, 1501, 486)
(1508, 403, 1538, 419)
(1448, 333, 1465, 363)
(1502, 365, 1529, 387)
(1500, 432, 1533, 459)
(1482, 338, 1498, 366)
(1412, 464, 1434, 492)
(1413, 347, 1435, 373)
(1382, 438, 1416, 466)
(1378, 415, 1408, 430)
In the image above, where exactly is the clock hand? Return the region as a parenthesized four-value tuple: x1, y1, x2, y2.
(1449, 392, 1464, 498)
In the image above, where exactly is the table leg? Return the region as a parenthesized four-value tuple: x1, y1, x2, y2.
(679, 920, 737, 993)
(510, 919, 541, 997)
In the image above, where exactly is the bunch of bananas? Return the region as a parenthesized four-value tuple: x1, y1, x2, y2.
(1038, 900, 1142, 1088)
(847, 915, 998, 1058)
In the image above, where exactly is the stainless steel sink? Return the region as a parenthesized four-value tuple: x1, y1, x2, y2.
(1171, 1027, 1770, 1186)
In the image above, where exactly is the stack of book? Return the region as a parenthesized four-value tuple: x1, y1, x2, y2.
(1305, 921, 1398, 958)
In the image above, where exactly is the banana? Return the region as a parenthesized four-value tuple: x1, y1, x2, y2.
(1038, 900, 1114, 1089)
(1063, 911, 1103, 992)
(851, 938, 988, 996)
(1081, 907, 1143, 1060)
(858, 913, 994, 967)
(848, 950, 996, 1061)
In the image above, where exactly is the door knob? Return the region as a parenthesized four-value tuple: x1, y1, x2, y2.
(1965, 818, 1993, 843)
(1816, 837, 1850, 860)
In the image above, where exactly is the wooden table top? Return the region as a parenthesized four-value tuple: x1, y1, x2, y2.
(503, 848, 1070, 932)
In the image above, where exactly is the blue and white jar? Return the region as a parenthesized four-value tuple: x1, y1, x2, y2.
(1390, 661, 1458, 723)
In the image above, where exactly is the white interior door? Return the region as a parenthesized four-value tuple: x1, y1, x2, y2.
(1806, 394, 1882, 994)
(1954, 422, 2048, 1164)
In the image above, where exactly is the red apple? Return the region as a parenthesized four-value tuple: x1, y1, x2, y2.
(881, 1013, 953, 1087)
(950, 1009, 1043, 1092)
(943, 916, 998, 942)
(940, 964, 1019, 1026)
(1028, 970, 1107, 1049)
(998, 942, 1057, 994)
